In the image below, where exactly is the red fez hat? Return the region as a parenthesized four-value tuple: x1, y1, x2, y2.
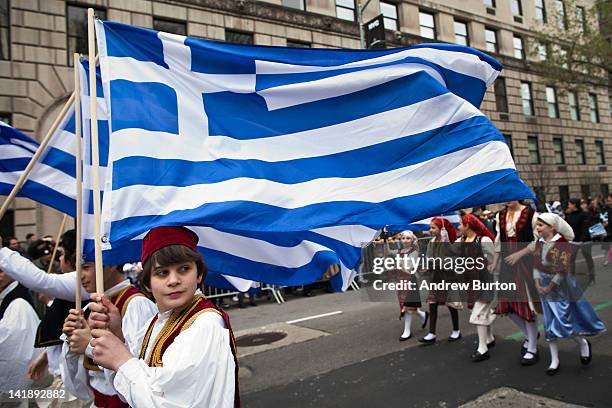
(141, 226, 199, 265)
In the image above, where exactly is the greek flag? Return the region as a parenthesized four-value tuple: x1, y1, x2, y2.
(79, 60, 370, 290)
(392, 213, 462, 232)
(0, 114, 76, 216)
(95, 20, 534, 251)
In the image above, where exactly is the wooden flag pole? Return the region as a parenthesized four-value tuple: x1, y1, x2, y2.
(88, 8, 104, 294)
(73, 53, 84, 310)
(0, 92, 76, 221)
(47, 214, 68, 274)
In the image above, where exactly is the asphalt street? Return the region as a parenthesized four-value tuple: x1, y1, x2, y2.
(230, 247, 612, 408)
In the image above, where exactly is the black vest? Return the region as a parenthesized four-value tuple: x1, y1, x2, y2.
(0, 283, 34, 320)
(35, 298, 76, 347)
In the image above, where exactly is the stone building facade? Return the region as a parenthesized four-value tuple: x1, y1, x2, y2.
(0, 0, 610, 239)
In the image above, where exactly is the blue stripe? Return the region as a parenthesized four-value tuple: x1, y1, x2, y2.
(40, 147, 76, 178)
(84, 189, 105, 214)
(207, 71, 447, 140)
(0, 180, 76, 217)
(111, 116, 501, 188)
(80, 61, 105, 97)
(83, 238, 142, 264)
(0, 158, 32, 172)
(101, 21, 168, 69)
(86, 121, 110, 167)
(107, 169, 534, 244)
(64, 111, 77, 134)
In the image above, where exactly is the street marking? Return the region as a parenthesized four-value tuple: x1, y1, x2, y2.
(504, 300, 612, 340)
(286, 311, 343, 324)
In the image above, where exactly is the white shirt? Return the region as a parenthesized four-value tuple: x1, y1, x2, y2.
(59, 280, 157, 400)
(0, 281, 41, 392)
(113, 307, 236, 407)
(0, 247, 89, 301)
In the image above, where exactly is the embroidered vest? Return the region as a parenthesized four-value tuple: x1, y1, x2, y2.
(0, 283, 34, 320)
(534, 236, 571, 274)
(499, 206, 535, 250)
(139, 294, 241, 408)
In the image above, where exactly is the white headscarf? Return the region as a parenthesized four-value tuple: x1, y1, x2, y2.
(538, 213, 575, 241)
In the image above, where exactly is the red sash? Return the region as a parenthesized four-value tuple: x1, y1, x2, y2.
(93, 389, 129, 408)
(139, 294, 240, 408)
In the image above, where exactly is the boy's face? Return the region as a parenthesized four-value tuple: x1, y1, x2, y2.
(80, 262, 96, 293)
(149, 261, 201, 313)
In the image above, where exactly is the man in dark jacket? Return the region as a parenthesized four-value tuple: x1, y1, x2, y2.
(566, 198, 595, 284)
(600, 194, 612, 267)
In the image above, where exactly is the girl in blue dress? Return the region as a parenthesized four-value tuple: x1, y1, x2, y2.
(511, 213, 605, 375)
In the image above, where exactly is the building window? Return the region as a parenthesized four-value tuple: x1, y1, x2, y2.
(521, 82, 534, 116)
(546, 87, 559, 118)
(555, 0, 567, 29)
(512, 0, 523, 16)
(485, 28, 497, 53)
(528, 136, 540, 164)
(503, 134, 513, 157)
(454, 20, 469, 46)
(575, 139, 586, 164)
(536, 42, 548, 61)
(602, 184, 610, 197)
(0, 112, 11, 125)
(67, 5, 107, 66)
(225, 29, 254, 44)
(282, 0, 305, 10)
(381, 2, 399, 31)
(568, 91, 580, 121)
(581, 184, 591, 198)
(559, 185, 569, 204)
(494, 77, 508, 113)
(0, 0, 8, 60)
(286, 39, 311, 48)
(484, 0, 496, 8)
(576, 6, 586, 33)
(153, 18, 186, 35)
(588, 93, 599, 123)
(513, 35, 524, 59)
(535, 0, 547, 22)
(336, 0, 356, 22)
(595, 140, 605, 165)
(553, 137, 565, 164)
(419, 11, 436, 39)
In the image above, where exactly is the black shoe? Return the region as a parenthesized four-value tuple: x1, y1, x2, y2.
(521, 351, 539, 366)
(580, 339, 592, 365)
(399, 310, 406, 320)
(487, 339, 496, 348)
(448, 333, 462, 342)
(238, 303, 247, 309)
(546, 364, 561, 376)
(399, 334, 412, 342)
(303, 292, 315, 297)
(471, 351, 490, 362)
(419, 336, 436, 345)
(521, 332, 541, 355)
(421, 312, 429, 329)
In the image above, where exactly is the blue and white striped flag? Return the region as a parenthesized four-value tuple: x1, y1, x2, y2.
(79, 59, 370, 291)
(0, 113, 76, 216)
(95, 21, 534, 250)
(389, 213, 462, 232)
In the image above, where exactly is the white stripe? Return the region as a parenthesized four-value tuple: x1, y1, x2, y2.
(108, 141, 514, 221)
(109, 93, 481, 162)
(80, 97, 108, 121)
(311, 225, 378, 246)
(286, 311, 343, 324)
(0, 164, 76, 198)
(0, 145, 34, 158)
(191, 226, 337, 268)
(258, 62, 445, 110)
(256, 47, 499, 86)
(82, 166, 108, 190)
(48, 130, 77, 156)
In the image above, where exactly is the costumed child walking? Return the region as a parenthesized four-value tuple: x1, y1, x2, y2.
(89, 226, 240, 407)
